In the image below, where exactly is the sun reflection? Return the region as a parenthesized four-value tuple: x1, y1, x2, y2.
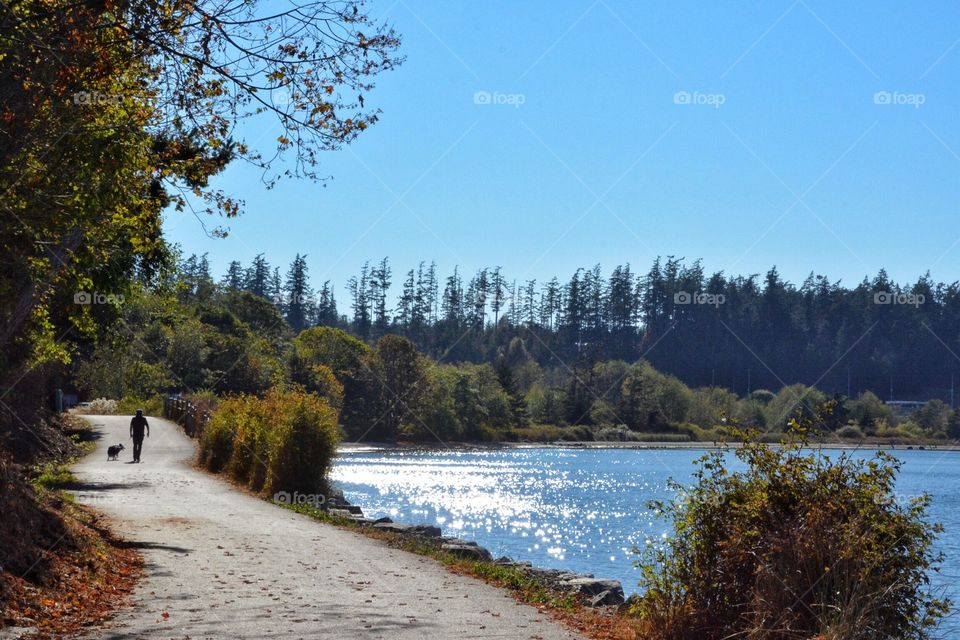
(330, 447, 711, 596)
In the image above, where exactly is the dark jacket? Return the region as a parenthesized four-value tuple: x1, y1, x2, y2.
(130, 415, 149, 439)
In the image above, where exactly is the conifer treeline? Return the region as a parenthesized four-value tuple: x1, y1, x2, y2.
(178, 253, 960, 401)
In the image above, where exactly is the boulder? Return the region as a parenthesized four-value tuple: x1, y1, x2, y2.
(441, 542, 492, 562)
(589, 589, 625, 607)
(561, 577, 625, 602)
(372, 522, 442, 538)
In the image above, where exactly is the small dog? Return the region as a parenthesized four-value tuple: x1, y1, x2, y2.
(107, 443, 125, 461)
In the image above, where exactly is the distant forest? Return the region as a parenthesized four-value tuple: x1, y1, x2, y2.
(177, 252, 960, 402)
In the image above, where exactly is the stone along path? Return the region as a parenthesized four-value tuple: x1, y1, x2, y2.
(71, 415, 584, 639)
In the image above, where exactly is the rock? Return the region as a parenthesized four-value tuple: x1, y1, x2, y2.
(371, 516, 393, 525)
(441, 542, 492, 562)
(589, 589, 625, 607)
(618, 593, 641, 614)
(561, 577, 625, 602)
(372, 522, 442, 538)
(328, 507, 363, 518)
(332, 504, 363, 515)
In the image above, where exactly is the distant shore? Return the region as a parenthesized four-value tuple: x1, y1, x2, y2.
(339, 440, 960, 452)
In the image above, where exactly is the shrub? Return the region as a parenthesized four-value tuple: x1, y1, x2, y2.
(226, 396, 269, 489)
(763, 383, 827, 431)
(914, 400, 951, 433)
(848, 391, 896, 430)
(85, 398, 117, 415)
(635, 425, 949, 640)
(115, 394, 163, 416)
(264, 388, 340, 496)
(199, 387, 340, 496)
(199, 397, 244, 472)
(837, 424, 865, 439)
(186, 390, 220, 415)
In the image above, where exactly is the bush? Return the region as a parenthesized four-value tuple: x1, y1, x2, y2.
(263, 388, 340, 496)
(848, 391, 896, 430)
(186, 390, 220, 415)
(682, 423, 731, 442)
(84, 398, 117, 415)
(199, 387, 340, 496)
(199, 399, 240, 472)
(837, 424, 865, 439)
(635, 426, 949, 640)
(115, 394, 163, 416)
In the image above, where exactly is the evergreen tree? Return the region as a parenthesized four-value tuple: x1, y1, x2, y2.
(283, 254, 314, 332)
(495, 357, 527, 426)
(221, 260, 245, 291)
(369, 257, 392, 335)
(245, 254, 271, 299)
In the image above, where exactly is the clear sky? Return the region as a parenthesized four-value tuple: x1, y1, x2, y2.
(163, 0, 960, 294)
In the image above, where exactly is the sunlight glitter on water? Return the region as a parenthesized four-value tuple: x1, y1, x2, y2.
(330, 447, 683, 593)
(331, 444, 960, 626)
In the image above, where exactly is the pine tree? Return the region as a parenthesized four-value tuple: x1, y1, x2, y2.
(490, 266, 505, 327)
(347, 261, 371, 339)
(283, 254, 314, 332)
(221, 260, 244, 291)
(316, 281, 338, 326)
(495, 357, 527, 426)
(370, 257, 392, 335)
(441, 267, 463, 325)
(269, 266, 283, 305)
(397, 269, 416, 330)
(245, 254, 271, 299)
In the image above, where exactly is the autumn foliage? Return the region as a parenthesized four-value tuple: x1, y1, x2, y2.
(633, 424, 949, 639)
(200, 387, 341, 496)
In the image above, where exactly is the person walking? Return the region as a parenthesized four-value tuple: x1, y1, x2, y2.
(130, 409, 150, 463)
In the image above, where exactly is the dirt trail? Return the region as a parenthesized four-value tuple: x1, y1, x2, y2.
(71, 415, 583, 639)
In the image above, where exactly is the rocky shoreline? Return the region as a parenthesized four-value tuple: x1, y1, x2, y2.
(325, 492, 628, 608)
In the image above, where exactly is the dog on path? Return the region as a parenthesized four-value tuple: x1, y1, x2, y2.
(107, 443, 125, 461)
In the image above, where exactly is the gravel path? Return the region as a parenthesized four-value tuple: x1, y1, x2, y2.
(71, 415, 584, 639)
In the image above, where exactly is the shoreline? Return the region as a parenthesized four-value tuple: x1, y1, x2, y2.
(319, 490, 630, 609)
(339, 440, 960, 452)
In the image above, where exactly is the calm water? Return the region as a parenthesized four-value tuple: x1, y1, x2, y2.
(331, 446, 960, 627)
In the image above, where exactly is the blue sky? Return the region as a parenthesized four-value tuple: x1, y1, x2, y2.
(163, 0, 960, 294)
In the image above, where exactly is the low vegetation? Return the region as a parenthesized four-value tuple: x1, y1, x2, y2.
(199, 386, 340, 496)
(632, 422, 950, 639)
